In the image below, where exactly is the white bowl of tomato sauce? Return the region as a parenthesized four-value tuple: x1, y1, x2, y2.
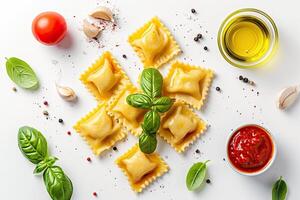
(226, 124, 277, 176)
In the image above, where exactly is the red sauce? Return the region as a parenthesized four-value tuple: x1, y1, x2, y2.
(227, 125, 274, 173)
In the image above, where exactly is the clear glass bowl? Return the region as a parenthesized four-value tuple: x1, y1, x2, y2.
(218, 8, 279, 68)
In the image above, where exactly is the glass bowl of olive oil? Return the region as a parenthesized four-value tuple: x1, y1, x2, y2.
(218, 8, 278, 68)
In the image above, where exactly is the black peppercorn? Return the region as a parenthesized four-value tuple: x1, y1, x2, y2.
(194, 37, 199, 42)
(206, 179, 211, 184)
(204, 46, 208, 50)
(191, 8, 196, 14)
(239, 75, 243, 80)
(243, 77, 249, 83)
(216, 87, 221, 92)
(113, 146, 118, 151)
(58, 118, 63, 123)
(197, 33, 202, 39)
(122, 54, 127, 59)
(195, 149, 200, 154)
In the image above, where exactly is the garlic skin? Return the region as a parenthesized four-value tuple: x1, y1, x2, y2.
(83, 19, 101, 39)
(277, 85, 300, 110)
(56, 84, 77, 102)
(89, 6, 114, 22)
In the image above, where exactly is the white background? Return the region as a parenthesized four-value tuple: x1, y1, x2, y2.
(0, 0, 299, 199)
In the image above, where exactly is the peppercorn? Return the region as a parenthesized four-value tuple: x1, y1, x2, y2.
(195, 149, 200, 154)
(67, 131, 71, 136)
(216, 87, 221, 92)
(197, 33, 202, 39)
(113, 146, 118, 151)
(191, 8, 196, 14)
(43, 110, 49, 116)
(243, 77, 249, 83)
(194, 37, 199, 42)
(206, 179, 211, 184)
(204, 46, 208, 51)
(58, 118, 63, 123)
(92, 192, 97, 197)
(12, 87, 17, 92)
(87, 157, 92, 162)
(239, 75, 243, 80)
(122, 54, 127, 59)
(43, 101, 48, 106)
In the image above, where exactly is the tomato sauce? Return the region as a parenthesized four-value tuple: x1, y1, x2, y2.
(227, 125, 274, 173)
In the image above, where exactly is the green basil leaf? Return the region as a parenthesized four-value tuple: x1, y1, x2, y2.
(143, 110, 160, 134)
(126, 93, 152, 109)
(18, 126, 48, 164)
(34, 156, 58, 174)
(5, 57, 39, 89)
(139, 132, 157, 154)
(140, 68, 163, 98)
(272, 176, 287, 200)
(152, 97, 174, 113)
(43, 166, 73, 200)
(186, 160, 209, 191)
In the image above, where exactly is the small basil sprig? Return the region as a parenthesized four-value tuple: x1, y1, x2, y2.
(272, 176, 287, 200)
(186, 160, 209, 191)
(18, 126, 73, 200)
(5, 57, 39, 89)
(126, 68, 173, 154)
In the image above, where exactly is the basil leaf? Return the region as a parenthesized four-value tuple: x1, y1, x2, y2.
(152, 97, 174, 113)
(143, 110, 160, 134)
(5, 57, 39, 89)
(186, 160, 209, 191)
(139, 132, 157, 154)
(272, 176, 287, 200)
(34, 156, 58, 174)
(18, 126, 48, 164)
(140, 68, 163, 98)
(126, 93, 152, 109)
(43, 166, 73, 200)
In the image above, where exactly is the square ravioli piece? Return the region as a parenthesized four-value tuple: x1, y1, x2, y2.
(163, 61, 214, 109)
(128, 16, 181, 68)
(80, 51, 129, 101)
(159, 101, 206, 153)
(108, 84, 146, 136)
(116, 144, 169, 192)
(73, 102, 126, 155)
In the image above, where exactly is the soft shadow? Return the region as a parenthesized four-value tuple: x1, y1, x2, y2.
(57, 32, 74, 49)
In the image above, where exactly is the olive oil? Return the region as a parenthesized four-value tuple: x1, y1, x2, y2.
(223, 16, 270, 63)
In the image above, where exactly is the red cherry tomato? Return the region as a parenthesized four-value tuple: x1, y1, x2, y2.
(32, 11, 67, 45)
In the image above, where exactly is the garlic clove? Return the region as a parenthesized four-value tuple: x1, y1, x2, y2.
(89, 6, 114, 22)
(277, 85, 300, 110)
(83, 19, 101, 39)
(56, 84, 77, 102)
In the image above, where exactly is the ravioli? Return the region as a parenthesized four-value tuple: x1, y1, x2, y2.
(73, 102, 126, 155)
(108, 84, 145, 136)
(116, 144, 169, 192)
(163, 61, 214, 109)
(159, 101, 206, 153)
(80, 51, 129, 101)
(128, 17, 181, 68)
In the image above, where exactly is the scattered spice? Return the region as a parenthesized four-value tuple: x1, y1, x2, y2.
(113, 146, 118, 151)
(243, 77, 249, 83)
(195, 149, 200, 154)
(43, 110, 49, 116)
(43, 101, 49, 106)
(87, 157, 92, 162)
(239, 75, 243, 80)
(216, 87, 221, 92)
(122, 54, 127, 59)
(92, 192, 97, 197)
(204, 46, 208, 51)
(58, 118, 64, 123)
(67, 131, 71, 136)
(193, 37, 199, 42)
(223, 158, 226, 161)
(12, 87, 17, 92)
(206, 179, 211, 184)
(191, 8, 196, 14)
